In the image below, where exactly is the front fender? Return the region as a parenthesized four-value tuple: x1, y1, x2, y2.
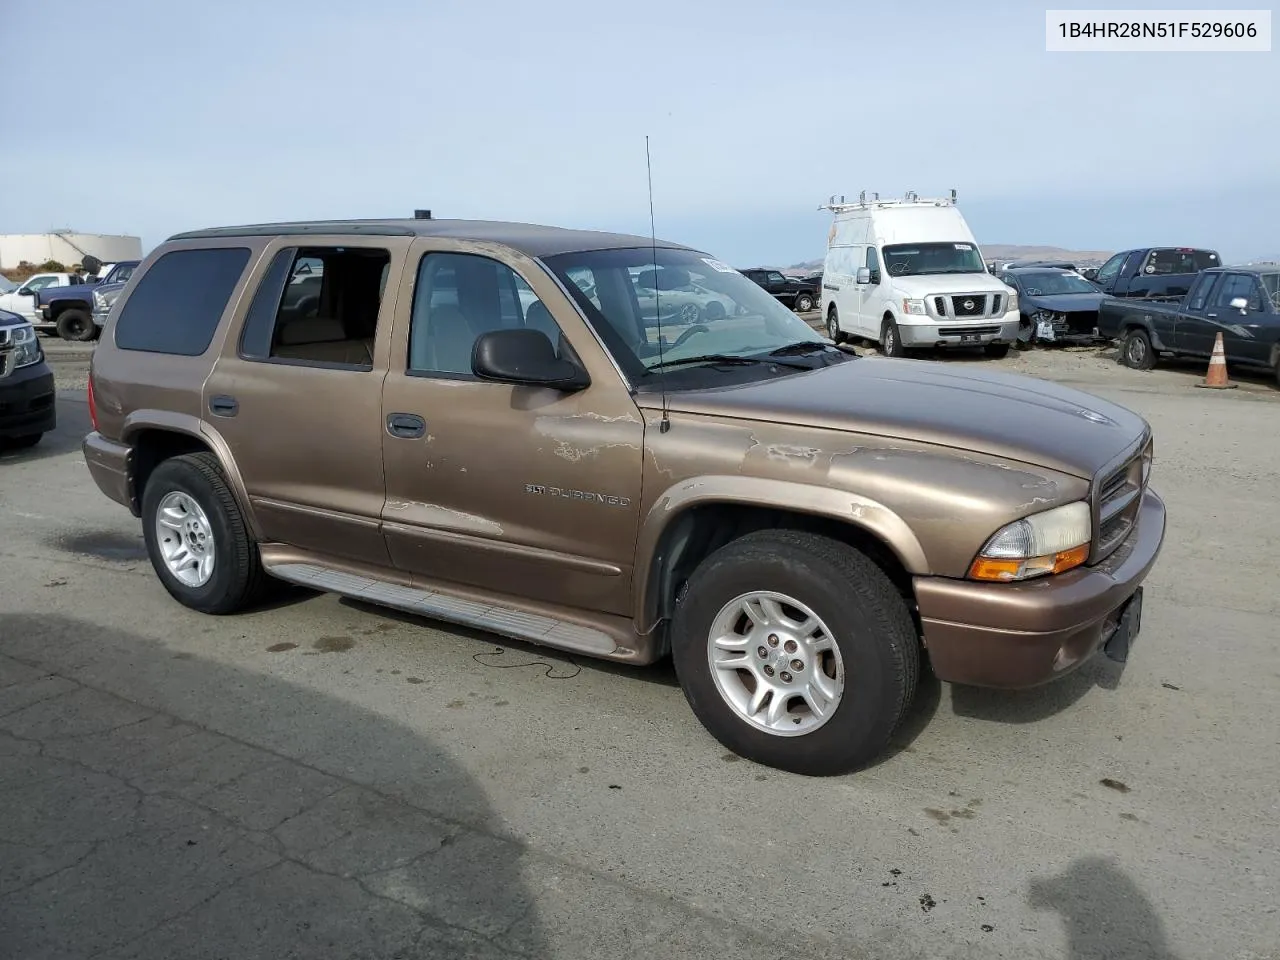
(633, 474, 930, 629)
(121, 409, 262, 540)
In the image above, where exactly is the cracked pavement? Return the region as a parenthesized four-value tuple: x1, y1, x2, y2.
(2, 358, 1279, 959)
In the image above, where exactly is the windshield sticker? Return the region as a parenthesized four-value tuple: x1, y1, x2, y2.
(954, 243, 973, 250)
(701, 258, 737, 274)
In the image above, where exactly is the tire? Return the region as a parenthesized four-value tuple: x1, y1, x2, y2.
(140, 452, 268, 615)
(1120, 327, 1156, 370)
(825, 306, 846, 344)
(2, 433, 42, 450)
(705, 301, 726, 321)
(55, 308, 96, 342)
(670, 530, 920, 776)
(881, 317, 906, 358)
(984, 343, 1011, 359)
(795, 292, 815, 313)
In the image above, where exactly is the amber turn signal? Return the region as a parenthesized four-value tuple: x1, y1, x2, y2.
(968, 543, 1089, 582)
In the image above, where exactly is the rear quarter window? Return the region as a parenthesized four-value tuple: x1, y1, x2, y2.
(114, 247, 251, 356)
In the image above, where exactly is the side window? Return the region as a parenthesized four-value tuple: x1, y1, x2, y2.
(767, 271, 787, 285)
(1213, 274, 1261, 311)
(1095, 252, 1125, 284)
(239, 246, 390, 368)
(112, 264, 136, 284)
(115, 247, 251, 356)
(408, 252, 564, 378)
(1187, 273, 1217, 311)
(24, 276, 61, 292)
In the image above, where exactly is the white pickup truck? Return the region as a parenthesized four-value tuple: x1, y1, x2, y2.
(0, 273, 75, 322)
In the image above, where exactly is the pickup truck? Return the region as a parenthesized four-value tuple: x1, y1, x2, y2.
(739, 267, 819, 312)
(0, 273, 77, 322)
(1090, 246, 1220, 301)
(1099, 265, 1280, 386)
(35, 260, 140, 341)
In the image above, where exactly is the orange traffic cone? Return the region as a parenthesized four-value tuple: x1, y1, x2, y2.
(1195, 332, 1237, 389)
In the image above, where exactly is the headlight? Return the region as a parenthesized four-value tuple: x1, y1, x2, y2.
(1006, 292, 1018, 312)
(11, 323, 43, 369)
(902, 298, 928, 316)
(968, 501, 1091, 582)
(93, 290, 107, 310)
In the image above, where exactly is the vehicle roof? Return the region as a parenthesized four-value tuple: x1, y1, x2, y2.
(166, 219, 692, 258)
(1198, 265, 1277, 276)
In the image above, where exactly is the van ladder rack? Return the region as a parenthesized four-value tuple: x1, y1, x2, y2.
(818, 189, 958, 213)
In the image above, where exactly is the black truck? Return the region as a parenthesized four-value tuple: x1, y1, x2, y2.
(34, 259, 140, 341)
(739, 267, 819, 312)
(1090, 247, 1220, 301)
(1098, 265, 1280, 386)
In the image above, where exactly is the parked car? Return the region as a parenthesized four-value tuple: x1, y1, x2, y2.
(1090, 247, 1219, 301)
(82, 217, 1165, 776)
(35, 259, 140, 341)
(998, 266, 1107, 346)
(0, 272, 76, 322)
(0, 306, 56, 449)
(820, 194, 1019, 357)
(1098, 265, 1280, 385)
(739, 267, 819, 312)
(630, 264, 736, 328)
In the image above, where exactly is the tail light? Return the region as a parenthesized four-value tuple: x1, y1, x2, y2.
(87, 371, 98, 432)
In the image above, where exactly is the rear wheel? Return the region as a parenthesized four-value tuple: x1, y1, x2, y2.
(1120, 327, 1156, 370)
(141, 452, 269, 614)
(56, 308, 96, 342)
(881, 318, 907, 358)
(826, 306, 846, 344)
(670, 530, 919, 776)
(795, 292, 815, 313)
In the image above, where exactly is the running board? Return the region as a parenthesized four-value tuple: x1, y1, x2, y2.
(264, 561, 619, 658)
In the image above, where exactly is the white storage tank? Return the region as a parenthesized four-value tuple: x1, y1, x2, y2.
(0, 232, 144, 271)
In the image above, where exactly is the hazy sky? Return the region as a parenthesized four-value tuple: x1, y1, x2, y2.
(3, 0, 1276, 264)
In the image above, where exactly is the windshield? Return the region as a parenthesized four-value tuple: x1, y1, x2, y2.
(883, 242, 984, 277)
(1015, 271, 1098, 296)
(1259, 272, 1280, 310)
(541, 247, 837, 387)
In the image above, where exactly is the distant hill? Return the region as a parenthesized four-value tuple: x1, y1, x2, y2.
(781, 244, 1115, 275)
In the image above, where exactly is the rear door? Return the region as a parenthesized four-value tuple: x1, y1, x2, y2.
(204, 236, 409, 567)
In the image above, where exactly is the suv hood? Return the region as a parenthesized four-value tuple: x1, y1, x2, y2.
(891, 274, 1011, 295)
(655, 358, 1148, 480)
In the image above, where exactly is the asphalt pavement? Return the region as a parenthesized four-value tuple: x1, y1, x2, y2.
(2, 342, 1278, 959)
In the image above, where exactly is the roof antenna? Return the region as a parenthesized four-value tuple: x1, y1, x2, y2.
(646, 135, 670, 434)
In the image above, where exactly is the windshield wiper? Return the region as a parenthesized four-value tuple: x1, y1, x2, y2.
(647, 353, 811, 372)
(768, 340, 843, 357)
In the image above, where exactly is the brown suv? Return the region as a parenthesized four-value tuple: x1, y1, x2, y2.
(83, 220, 1166, 775)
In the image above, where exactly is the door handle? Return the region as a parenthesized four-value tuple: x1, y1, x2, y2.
(386, 413, 426, 439)
(1205, 313, 1218, 318)
(209, 395, 238, 417)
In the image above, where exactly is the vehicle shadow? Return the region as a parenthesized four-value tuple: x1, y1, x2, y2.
(1029, 856, 1182, 960)
(948, 654, 1125, 724)
(0, 612, 549, 959)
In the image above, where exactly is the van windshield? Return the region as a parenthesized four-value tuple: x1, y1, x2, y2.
(883, 242, 985, 277)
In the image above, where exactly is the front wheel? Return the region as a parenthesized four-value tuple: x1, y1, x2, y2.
(795, 292, 815, 313)
(1, 433, 42, 451)
(1120, 327, 1156, 370)
(141, 452, 269, 614)
(56, 308, 96, 342)
(881, 318, 907, 358)
(670, 530, 920, 776)
(984, 343, 1011, 359)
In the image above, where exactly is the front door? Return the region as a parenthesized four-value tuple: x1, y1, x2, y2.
(379, 241, 645, 615)
(1177, 273, 1263, 361)
(204, 236, 409, 567)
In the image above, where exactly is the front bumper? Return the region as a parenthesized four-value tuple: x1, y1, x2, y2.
(897, 314, 1021, 348)
(0, 362, 57, 438)
(914, 487, 1166, 688)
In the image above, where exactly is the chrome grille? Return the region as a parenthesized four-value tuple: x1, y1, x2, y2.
(951, 295, 986, 317)
(933, 296, 947, 315)
(1091, 439, 1152, 563)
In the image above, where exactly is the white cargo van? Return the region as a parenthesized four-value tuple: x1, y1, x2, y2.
(818, 192, 1019, 358)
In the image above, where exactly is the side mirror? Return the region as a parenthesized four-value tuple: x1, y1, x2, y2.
(472, 328, 589, 391)
(17, 287, 33, 296)
(1082, 268, 1098, 281)
(1229, 297, 1249, 312)
(855, 267, 871, 284)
